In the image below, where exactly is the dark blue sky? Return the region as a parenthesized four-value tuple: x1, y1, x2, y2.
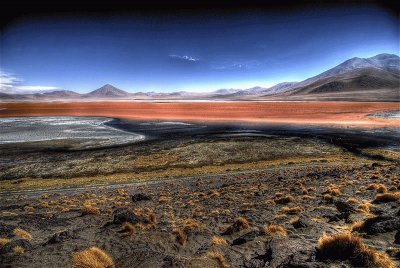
(1, 5, 398, 93)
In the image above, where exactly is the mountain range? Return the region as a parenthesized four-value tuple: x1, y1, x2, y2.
(1, 53, 399, 101)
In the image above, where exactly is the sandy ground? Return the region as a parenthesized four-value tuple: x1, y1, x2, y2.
(0, 101, 399, 127)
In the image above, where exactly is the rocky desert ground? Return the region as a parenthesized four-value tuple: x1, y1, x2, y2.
(0, 115, 399, 268)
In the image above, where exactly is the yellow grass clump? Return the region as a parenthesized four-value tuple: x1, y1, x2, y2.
(282, 206, 303, 214)
(71, 247, 115, 268)
(172, 228, 186, 246)
(275, 194, 295, 204)
(374, 192, 400, 203)
(207, 251, 229, 268)
(13, 228, 33, 240)
(212, 236, 228, 246)
(264, 224, 287, 237)
(121, 222, 136, 235)
(81, 205, 100, 215)
(0, 238, 11, 247)
(183, 219, 202, 233)
(317, 232, 395, 268)
(224, 217, 250, 234)
(13, 246, 24, 254)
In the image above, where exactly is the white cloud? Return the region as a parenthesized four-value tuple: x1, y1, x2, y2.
(0, 70, 58, 94)
(212, 60, 261, 70)
(169, 54, 199, 62)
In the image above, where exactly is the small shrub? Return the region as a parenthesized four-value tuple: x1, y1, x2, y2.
(172, 228, 186, 246)
(224, 217, 249, 234)
(71, 247, 115, 268)
(81, 205, 100, 215)
(212, 236, 228, 246)
(183, 219, 202, 233)
(13, 228, 33, 240)
(159, 195, 171, 203)
(374, 192, 400, 203)
(121, 222, 136, 235)
(346, 198, 359, 204)
(264, 224, 287, 237)
(323, 194, 334, 203)
(275, 194, 295, 204)
(0, 238, 11, 247)
(207, 251, 229, 268)
(24, 206, 35, 213)
(13, 246, 24, 254)
(282, 206, 302, 214)
(317, 232, 395, 268)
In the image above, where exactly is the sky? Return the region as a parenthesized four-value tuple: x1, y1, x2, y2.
(0, 4, 399, 93)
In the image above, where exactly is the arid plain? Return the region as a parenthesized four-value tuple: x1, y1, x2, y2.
(0, 101, 399, 267)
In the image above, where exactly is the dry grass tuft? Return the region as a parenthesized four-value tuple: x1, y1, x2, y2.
(71, 246, 115, 268)
(149, 214, 157, 225)
(172, 228, 186, 246)
(13, 228, 33, 240)
(282, 206, 303, 214)
(212, 236, 228, 246)
(183, 219, 202, 233)
(275, 194, 295, 204)
(207, 251, 229, 268)
(159, 195, 171, 203)
(346, 198, 359, 204)
(121, 222, 136, 235)
(81, 205, 100, 215)
(224, 217, 250, 234)
(374, 192, 400, 203)
(264, 224, 287, 237)
(13, 246, 24, 254)
(0, 238, 11, 247)
(351, 221, 365, 232)
(317, 232, 395, 268)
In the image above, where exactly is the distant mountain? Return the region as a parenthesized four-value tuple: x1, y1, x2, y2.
(84, 84, 129, 98)
(41, 90, 81, 98)
(1, 53, 398, 102)
(292, 54, 400, 92)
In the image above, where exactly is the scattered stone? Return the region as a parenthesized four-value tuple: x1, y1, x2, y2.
(292, 216, 312, 229)
(395, 230, 400, 244)
(0, 222, 16, 238)
(0, 239, 32, 254)
(255, 238, 321, 268)
(358, 215, 400, 234)
(334, 199, 356, 221)
(43, 230, 73, 245)
(113, 207, 150, 225)
(231, 230, 259, 246)
(131, 193, 152, 202)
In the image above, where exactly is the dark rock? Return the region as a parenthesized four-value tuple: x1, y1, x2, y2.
(0, 222, 15, 238)
(292, 216, 312, 229)
(244, 256, 270, 268)
(395, 230, 400, 244)
(162, 255, 185, 268)
(43, 230, 73, 245)
(369, 206, 385, 215)
(256, 238, 324, 268)
(231, 230, 259, 246)
(334, 200, 356, 215)
(113, 207, 150, 225)
(359, 215, 400, 234)
(117, 248, 184, 267)
(0, 239, 33, 254)
(131, 193, 152, 202)
(334, 199, 356, 220)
